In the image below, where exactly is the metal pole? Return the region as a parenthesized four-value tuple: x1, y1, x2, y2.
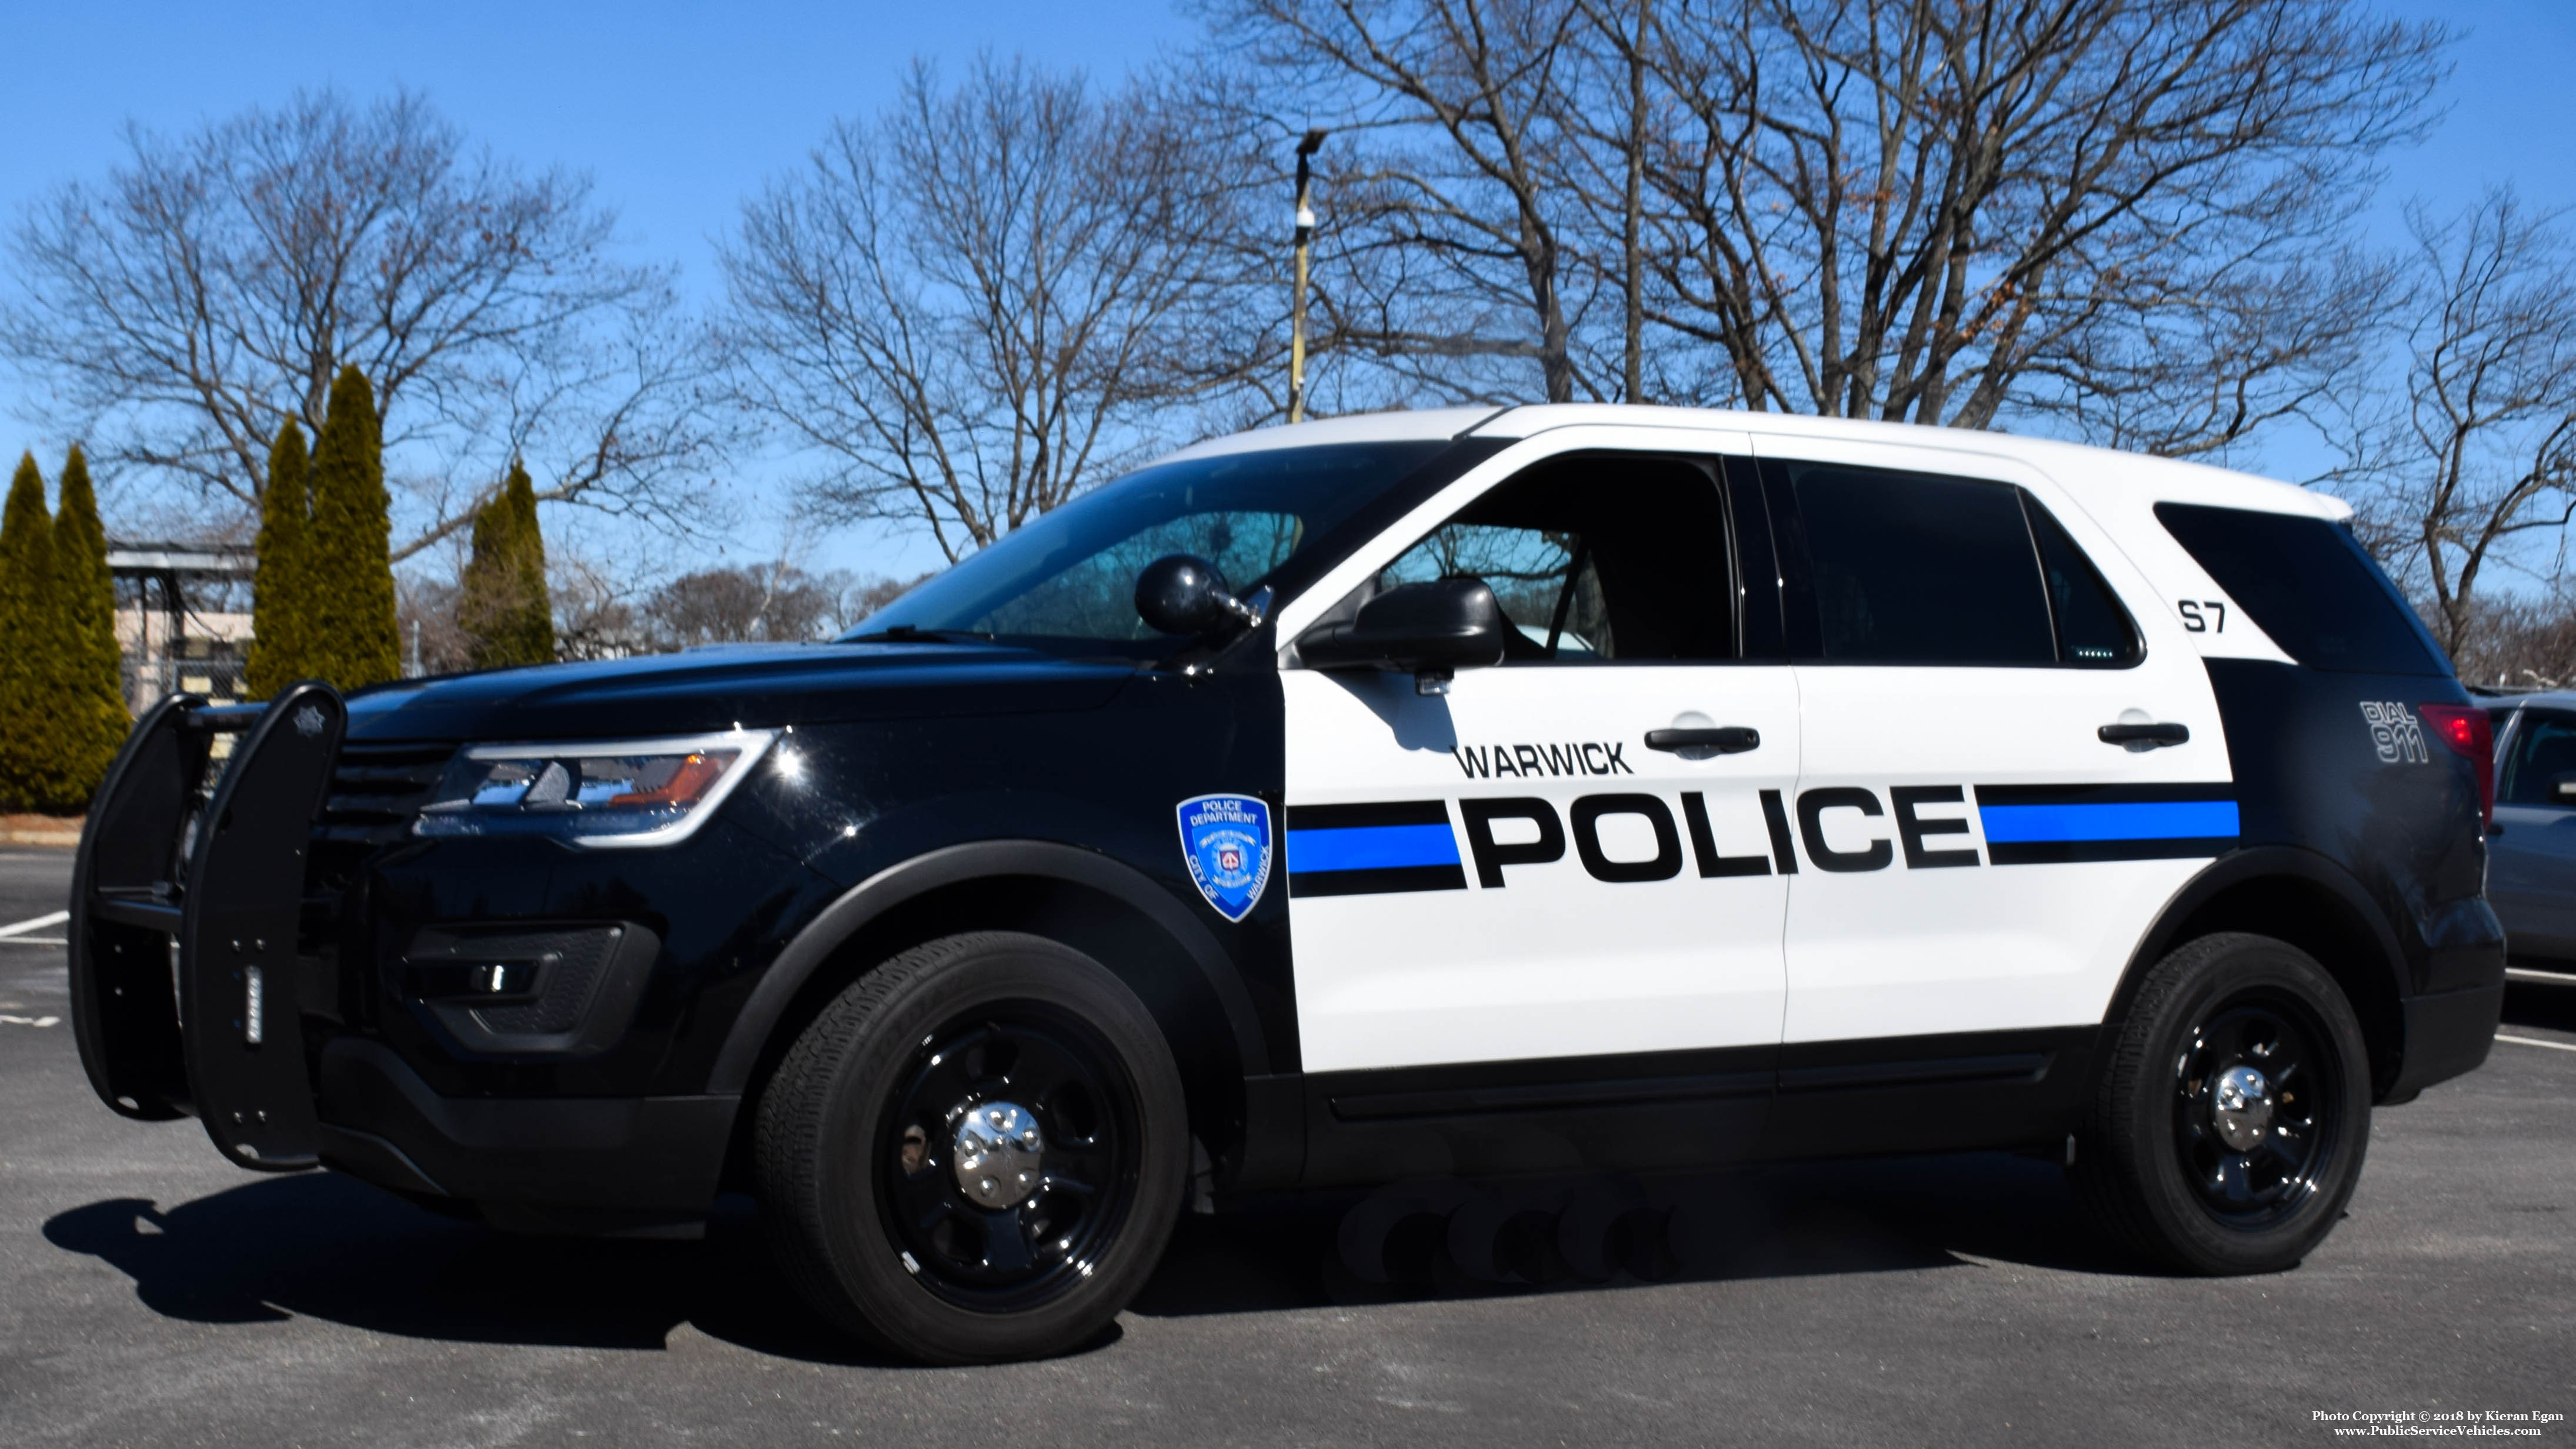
(1288, 129, 1329, 425)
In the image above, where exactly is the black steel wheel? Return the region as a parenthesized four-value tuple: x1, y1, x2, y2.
(2171, 991, 2343, 1228)
(755, 932, 1187, 1363)
(878, 1007, 1142, 1311)
(2072, 931, 2372, 1275)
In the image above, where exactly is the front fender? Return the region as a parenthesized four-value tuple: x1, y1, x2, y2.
(705, 838, 1275, 1095)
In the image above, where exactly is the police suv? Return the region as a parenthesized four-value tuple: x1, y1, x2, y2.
(69, 405, 2503, 1363)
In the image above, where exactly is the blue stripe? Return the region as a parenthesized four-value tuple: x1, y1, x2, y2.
(1978, 801, 2240, 844)
(1287, 824, 1462, 872)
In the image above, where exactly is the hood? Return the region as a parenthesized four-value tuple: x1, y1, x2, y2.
(344, 641, 1139, 742)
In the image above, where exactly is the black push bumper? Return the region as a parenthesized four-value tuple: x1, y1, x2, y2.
(68, 687, 734, 1228)
(69, 685, 348, 1167)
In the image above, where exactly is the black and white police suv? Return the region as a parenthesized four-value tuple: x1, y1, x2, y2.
(69, 405, 2503, 1362)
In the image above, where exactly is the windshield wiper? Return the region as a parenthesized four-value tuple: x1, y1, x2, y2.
(842, 625, 999, 645)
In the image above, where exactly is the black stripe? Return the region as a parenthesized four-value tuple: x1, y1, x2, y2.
(1777, 1052, 2049, 1093)
(1972, 781, 2237, 807)
(1288, 864, 1469, 897)
(1987, 837, 2235, 865)
(1331, 1070, 1773, 1121)
(1285, 800, 1451, 831)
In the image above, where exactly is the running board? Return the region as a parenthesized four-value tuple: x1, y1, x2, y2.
(68, 684, 346, 1171)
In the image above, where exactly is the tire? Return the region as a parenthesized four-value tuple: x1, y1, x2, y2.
(753, 931, 1188, 1363)
(2071, 931, 2372, 1275)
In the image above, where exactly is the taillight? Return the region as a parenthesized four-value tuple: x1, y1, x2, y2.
(2419, 703, 2495, 829)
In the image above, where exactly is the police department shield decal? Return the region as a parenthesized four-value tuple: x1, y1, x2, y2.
(1177, 794, 1272, 922)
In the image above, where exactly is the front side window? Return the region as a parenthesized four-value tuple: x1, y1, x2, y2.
(851, 441, 1452, 658)
(2500, 710, 2576, 805)
(1773, 460, 2135, 667)
(1372, 454, 1735, 662)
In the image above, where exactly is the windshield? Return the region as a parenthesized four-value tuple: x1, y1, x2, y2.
(847, 441, 1451, 657)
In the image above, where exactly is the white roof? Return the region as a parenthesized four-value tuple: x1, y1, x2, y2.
(1165, 403, 2341, 520)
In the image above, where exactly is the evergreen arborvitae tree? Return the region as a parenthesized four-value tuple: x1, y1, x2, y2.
(459, 458, 554, 671)
(246, 419, 314, 697)
(0, 454, 71, 810)
(504, 459, 552, 664)
(306, 367, 400, 689)
(50, 445, 127, 803)
(458, 481, 522, 670)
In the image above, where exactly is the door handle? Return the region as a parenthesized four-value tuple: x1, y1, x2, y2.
(2098, 722, 2190, 747)
(1645, 727, 1760, 754)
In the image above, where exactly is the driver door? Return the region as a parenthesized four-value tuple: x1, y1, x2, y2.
(1278, 434, 1797, 1075)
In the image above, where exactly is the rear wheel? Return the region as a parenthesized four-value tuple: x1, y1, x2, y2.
(754, 931, 1188, 1363)
(2072, 931, 2371, 1274)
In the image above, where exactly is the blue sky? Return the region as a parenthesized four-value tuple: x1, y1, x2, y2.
(0, 0, 2568, 585)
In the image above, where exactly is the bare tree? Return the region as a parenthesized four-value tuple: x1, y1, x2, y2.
(549, 550, 649, 662)
(1201, 0, 2444, 428)
(2440, 588, 2576, 692)
(722, 58, 1261, 563)
(1202, 0, 1609, 404)
(1627, 0, 2447, 441)
(639, 564, 848, 648)
(1, 89, 735, 558)
(2334, 190, 2576, 661)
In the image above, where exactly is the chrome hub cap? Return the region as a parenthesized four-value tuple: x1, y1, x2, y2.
(2210, 1064, 2274, 1151)
(952, 1100, 1044, 1209)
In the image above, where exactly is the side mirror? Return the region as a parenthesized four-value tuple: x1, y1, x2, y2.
(1296, 577, 1510, 694)
(1135, 554, 1262, 638)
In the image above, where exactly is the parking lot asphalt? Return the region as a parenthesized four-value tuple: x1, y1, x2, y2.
(2, 843, 2571, 1447)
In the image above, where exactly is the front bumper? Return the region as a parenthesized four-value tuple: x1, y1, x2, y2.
(315, 1038, 734, 1231)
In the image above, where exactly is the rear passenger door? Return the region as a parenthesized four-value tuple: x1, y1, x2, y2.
(2490, 708, 2576, 964)
(1755, 438, 2234, 1047)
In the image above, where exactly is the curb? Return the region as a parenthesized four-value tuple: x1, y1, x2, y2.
(0, 821, 82, 848)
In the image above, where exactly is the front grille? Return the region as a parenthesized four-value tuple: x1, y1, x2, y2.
(311, 740, 455, 890)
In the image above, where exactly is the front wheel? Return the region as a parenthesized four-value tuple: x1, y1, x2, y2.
(2071, 931, 2372, 1274)
(754, 931, 1188, 1363)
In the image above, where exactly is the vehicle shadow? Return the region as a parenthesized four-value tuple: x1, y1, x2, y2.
(45, 1148, 2134, 1355)
(41, 1178, 917, 1366)
(1136, 1148, 2139, 1317)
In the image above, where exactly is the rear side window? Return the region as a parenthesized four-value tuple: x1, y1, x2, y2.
(2500, 710, 2576, 805)
(1783, 464, 2054, 664)
(2152, 504, 2447, 675)
(1769, 461, 2137, 667)
(2027, 500, 2142, 666)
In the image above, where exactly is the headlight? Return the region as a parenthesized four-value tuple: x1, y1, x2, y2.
(414, 730, 777, 848)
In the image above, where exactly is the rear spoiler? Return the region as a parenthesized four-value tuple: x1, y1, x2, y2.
(67, 683, 348, 1170)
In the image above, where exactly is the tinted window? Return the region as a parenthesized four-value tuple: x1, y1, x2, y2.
(1782, 462, 2055, 665)
(855, 441, 1447, 657)
(1377, 455, 1734, 661)
(2153, 504, 2447, 676)
(2501, 710, 2576, 805)
(2027, 499, 2142, 666)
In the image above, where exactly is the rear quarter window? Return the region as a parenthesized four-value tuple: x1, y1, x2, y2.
(2152, 503, 2449, 676)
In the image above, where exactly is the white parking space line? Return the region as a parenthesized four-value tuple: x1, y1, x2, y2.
(0, 1015, 59, 1028)
(0, 911, 69, 940)
(0, 939, 67, 947)
(2495, 1034, 2576, 1054)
